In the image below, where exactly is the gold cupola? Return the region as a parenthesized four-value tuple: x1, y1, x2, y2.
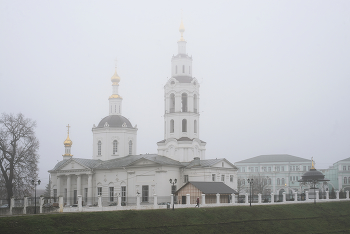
(179, 19, 185, 41)
(64, 135, 72, 147)
(63, 124, 73, 158)
(111, 67, 121, 85)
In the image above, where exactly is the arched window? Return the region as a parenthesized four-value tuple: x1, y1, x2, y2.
(344, 177, 348, 184)
(98, 141, 102, 155)
(194, 120, 197, 133)
(170, 119, 174, 133)
(193, 94, 197, 113)
(281, 178, 285, 185)
(182, 119, 187, 132)
(170, 93, 175, 113)
(129, 140, 132, 155)
(277, 178, 280, 185)
(181, 93, 187, 112)
(175, 65, 177, 74)
(182, 65, 185, 73)
(113, 140, 118, 154)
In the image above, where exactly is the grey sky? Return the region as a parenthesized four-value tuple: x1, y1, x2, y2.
(1, 0, 349, 189)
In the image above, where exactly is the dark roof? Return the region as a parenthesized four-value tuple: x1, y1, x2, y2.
(235, 154, 311, 164)
(97, 115, 133, 128)
(176, 181, 237, 194)
(298, 169, 329, 182)
(49, 154, 183, 171)
(174, 76, 193, 83)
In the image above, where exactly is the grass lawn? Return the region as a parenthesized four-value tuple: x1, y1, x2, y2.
(1, 201, 350, 233)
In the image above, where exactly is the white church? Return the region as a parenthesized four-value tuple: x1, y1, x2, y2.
(49, 20, 238, 206)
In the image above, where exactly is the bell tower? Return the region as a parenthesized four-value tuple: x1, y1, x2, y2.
(157, 20, 206, 162)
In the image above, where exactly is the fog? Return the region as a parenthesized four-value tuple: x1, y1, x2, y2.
(1, 0, 349, 189)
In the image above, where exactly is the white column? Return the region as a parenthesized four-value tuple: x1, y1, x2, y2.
(258, 194, 261, 204)
(23, 197, 28, 215)
(305, 191, 309, 200)
(77, 174, 81, 196)
(66, 175, 71, 206)
(40, 197, 44, 213)
(216, 193, 220, 204)
(282, 192, 286, 202)
(271, 193, 274, 203)
(326, 190, 329, 200)
(316, 191, 319, 201)
(201, 194, 205, 205)
(245, 193, 248, 204)
(78, 195, 82, 212)
(336, 190, 340, 200)
(87, 174, 92, 206)
(186, 194, 190, 205)
(153, 194, 157, 209)
(294, 192, 297, 202)
(170, 194, 174, 207)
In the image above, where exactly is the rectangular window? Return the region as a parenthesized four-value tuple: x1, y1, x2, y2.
(290, 176, 292, 181)
(109, 187, 114, 202)
(184, 175, 189, 183)
(343, 166, 346, 171)
(255, 167, 258, 172)
(230, 175, 233, 182)
(281, 166, 284, 171)
(97, 187, 102, 196)
(242, 167, 245, 172)
(303, 166, 306, 171)
(221, 175, 225, 182)
(142, 185, 149, 202)
(84, 188, 88, 203)
(212, 174, 216, 181)
(296, 176, 298, 181)
(268, 167, 271, 172)
(53, 189, 57, 202)
(121, 186, 126, 203)
(276, 166, 280, 172)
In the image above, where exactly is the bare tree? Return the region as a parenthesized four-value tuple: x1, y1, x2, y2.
(246, 174, 270, 195)
(0, 113, 39, 203)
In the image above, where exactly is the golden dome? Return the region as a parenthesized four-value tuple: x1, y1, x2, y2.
(111, 67, 121, 85)
(109, 94, 122, 99)
(64, 135, 72, 147)
(179, 19, 185, 41)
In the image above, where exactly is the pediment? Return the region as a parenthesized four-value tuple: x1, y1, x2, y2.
(58, 160, 89, 171)
(213, 159, 236, 169)
(129, 158, 160, 167)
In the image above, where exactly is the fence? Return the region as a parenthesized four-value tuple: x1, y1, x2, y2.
(1, 190, 349, 216)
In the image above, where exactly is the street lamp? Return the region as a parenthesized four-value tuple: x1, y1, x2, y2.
(31, 179, 41, 214)
(169, 179, 177, 210)
(247, 179, 254, 207)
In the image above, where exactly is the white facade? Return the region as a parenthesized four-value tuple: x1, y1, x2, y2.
(157, 21, 206, 162)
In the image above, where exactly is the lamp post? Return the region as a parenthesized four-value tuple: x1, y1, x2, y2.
(247, 179, 253, 207)
(169, 179, 177, 210)
(32, 179, 41, 214)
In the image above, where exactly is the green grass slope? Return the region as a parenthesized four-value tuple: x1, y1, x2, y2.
(1, 201, 350, 233)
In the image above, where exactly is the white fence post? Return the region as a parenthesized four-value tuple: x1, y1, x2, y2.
(258, 194, 261, 204)
(336, 190, 339, 200)
(316, 191, 319, 201)
(245, 193, 248, 204)
(59, 196, 64, 212)
(118, 194, 122, 208)
(40, 196, 44, 213)
(153, 194, 157, 209)
(201, 194, 205, 206)
(346, 191, 349, 200)
(305, 191, 309, 200)
(98, 195, 102, 208)
(326, 191, 329, 200)
(282, 192, 286, 203)
(271, 193, 274, 203)
(137, 194, 141, 208)
(216, 193, 220, 205)
(186, 194, 190, 206)
(231, 193, 235, 204)
(23, 197, 28, 214)
(10, 197, 14, 215)
(294, 192, 297, 202)
(170, 194, 174, 207)
(78, 195, 82, 211)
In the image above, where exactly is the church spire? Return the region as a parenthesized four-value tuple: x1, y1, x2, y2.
(109, 59, 123, 115)
(177, 19, 187, 55)
(63, 124, 73, 160)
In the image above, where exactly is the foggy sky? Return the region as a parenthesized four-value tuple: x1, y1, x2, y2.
(1, 0, 349, 189)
